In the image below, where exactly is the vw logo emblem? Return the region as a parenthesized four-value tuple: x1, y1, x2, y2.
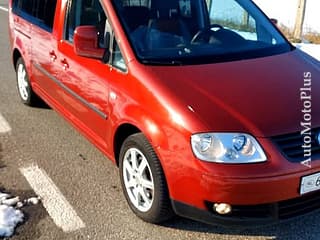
(317, 132, 320, 145)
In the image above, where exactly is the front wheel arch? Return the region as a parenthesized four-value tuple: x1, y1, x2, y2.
(113, 123, 141, 167)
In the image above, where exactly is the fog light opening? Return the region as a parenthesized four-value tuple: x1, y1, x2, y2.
(213, 203, 232, 215)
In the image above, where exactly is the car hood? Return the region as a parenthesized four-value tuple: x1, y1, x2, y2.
(147, 49, 320, 137)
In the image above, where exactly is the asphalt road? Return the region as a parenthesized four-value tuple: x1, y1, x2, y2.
(0, 1, 320, 239)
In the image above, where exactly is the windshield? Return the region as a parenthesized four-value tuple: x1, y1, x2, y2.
(112, 0, 292, 65)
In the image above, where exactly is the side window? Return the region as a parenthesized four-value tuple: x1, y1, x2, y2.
(112, 40, 127, 72)
(64, 0, 107, 44)
(12, 0, 33, 15)
(34, 0, 57, 30)
(65, 0, 127, 71)
(12, 0, 57, 32)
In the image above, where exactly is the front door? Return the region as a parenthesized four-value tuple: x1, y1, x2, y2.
(57, 0, 110, 148)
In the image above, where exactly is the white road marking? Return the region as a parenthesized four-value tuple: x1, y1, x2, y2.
(0, 113, 11, 134)
(0, 6, 8, 12)
(20, 165, 85, 232)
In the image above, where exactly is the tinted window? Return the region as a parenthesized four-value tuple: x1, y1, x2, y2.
(64, 0, 127, 71)
(12, 0, 57, 32)
(64, 0, 107, 44)
(13, 0, 33, 15)
(112, 40, 127, 71)
(112, 0, 291, 65)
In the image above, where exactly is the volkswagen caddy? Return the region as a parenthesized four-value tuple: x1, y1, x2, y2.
(9, 0, 320, 226)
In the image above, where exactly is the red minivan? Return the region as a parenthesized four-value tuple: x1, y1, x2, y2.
(9, 0, 320, 226)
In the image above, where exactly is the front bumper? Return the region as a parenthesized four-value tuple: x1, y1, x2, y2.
(172, 190, 320, 227)
(167, 156, 320, 226)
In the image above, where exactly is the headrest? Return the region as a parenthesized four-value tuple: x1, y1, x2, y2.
(123, 6, 150, 16)
(150, 8, 179, 19)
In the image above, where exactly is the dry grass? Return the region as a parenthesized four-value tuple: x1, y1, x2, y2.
(278, 24, 320, 44)
(304, 32, 320, 44)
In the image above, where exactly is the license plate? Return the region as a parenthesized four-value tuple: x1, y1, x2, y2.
(300, 172, 320, 195)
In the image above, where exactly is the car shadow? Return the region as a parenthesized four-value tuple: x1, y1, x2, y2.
(31, 98, 51, 109)
(161, 211, 320, 240)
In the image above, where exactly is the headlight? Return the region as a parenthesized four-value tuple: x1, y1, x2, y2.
(191, 133, 267, 163)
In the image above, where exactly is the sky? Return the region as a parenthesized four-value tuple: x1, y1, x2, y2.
(253, 0, 320, 33)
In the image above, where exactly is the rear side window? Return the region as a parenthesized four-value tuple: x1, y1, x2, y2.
(12, 0, 57, 32)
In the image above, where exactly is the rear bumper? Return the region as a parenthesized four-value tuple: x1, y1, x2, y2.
(172, 190, 320, 227)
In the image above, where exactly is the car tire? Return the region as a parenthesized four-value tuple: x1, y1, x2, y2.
(119, 133, 174, 223)
(16, 58, 39, 106)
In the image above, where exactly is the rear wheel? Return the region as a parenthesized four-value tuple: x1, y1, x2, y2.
(119, 133, 174, 223)
(16, 58, 39, 106)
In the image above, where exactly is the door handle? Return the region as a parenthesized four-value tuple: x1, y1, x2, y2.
(60, 59, 69, 70)
(49, 50, 57, 62)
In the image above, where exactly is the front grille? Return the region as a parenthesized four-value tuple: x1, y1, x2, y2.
(206, 191, 320, 220)
(271, 128, 320, 162)
(278, 191, 320, 219)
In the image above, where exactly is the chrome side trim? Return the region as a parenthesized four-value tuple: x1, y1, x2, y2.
(14, 27, 31, 39)
(33, 63, 108, 119)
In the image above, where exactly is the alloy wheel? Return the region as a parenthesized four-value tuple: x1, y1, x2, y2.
(122, 147, 154, 212)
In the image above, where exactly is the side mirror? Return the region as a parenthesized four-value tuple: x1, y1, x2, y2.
(74, 26, 105, 59)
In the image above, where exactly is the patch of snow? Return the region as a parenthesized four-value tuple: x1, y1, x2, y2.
(0, 191, 41, 237)
(1, 197, 20, 206)
(0, 204, 24, 237)
(0, 193, 11, 201)
(16, 202, 24, 209)
(26, 197, 41, 205)
(294, 43, 320, 61)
